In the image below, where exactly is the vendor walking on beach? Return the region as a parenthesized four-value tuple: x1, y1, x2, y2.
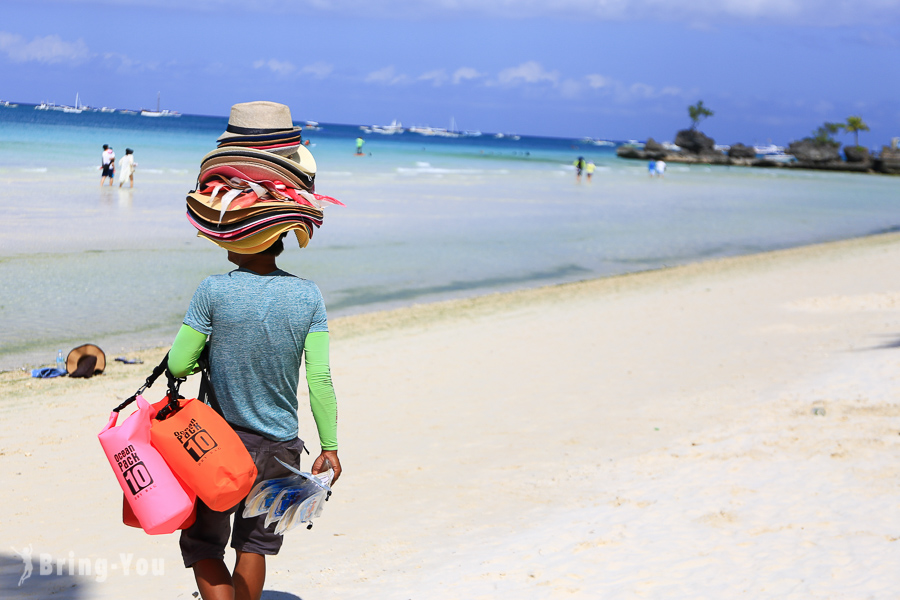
(167, 101, 343, 600)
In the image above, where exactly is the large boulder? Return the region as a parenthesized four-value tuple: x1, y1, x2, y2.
(727, 143, 756, 159)
(616, 145, 643, 159)
(674, 129, 716, 154)
(843, 146, 870, 163)
(642, 137, 667, 159)
(785, 139, 841, 164)
(874, 146, 900, 175)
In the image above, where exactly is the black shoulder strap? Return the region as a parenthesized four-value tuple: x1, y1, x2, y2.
(197, 344, 224, 417)
(113, 352, 170, 413)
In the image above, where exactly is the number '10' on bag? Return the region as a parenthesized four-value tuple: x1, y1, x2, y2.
(150, 396, 258, 512)
(98, 396, 196, 535)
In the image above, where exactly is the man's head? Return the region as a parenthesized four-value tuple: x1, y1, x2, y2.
(103, 144, 108, 150)
(259, 233, 287, 257)
(125, 148, 133, 155)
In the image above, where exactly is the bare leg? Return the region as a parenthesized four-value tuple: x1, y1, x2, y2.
(233, 551, 266, 600)
(192, 558, 235, 600)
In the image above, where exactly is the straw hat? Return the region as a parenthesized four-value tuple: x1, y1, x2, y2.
(217, 101, 302, 143)
(66, 343, 106, 377)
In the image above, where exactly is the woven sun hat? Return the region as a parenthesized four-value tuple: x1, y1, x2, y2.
(66, 343, 106, 377)
(217, 101, 303, 144)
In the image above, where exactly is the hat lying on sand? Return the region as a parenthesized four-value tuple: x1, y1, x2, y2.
(187, 101, 342, 253)
(66, 343, 106, 378)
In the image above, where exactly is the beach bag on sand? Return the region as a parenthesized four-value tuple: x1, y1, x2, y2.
(150, 366, 258, 512)
(98, 377, 196, 535)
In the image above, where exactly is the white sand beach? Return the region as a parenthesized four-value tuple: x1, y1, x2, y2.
(3, 233, 900, 599)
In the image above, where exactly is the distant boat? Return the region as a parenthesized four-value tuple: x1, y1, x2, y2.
(34, 102, 52, 111)
(119, 109, 138, 115)
(0, 100, 18, 107)
(754, 144, 786, 156)
(582, 137, 615, 146)
(369, 119, 404, 135)
(754, 144, 793, 162)
(141, 92, 180, 117)
(99, 107, 116, 113)
(411, 119, 461, 138)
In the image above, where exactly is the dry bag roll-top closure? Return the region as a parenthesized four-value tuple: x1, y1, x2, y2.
(152, 393, 257, 512)
(98, 356, 258, 535)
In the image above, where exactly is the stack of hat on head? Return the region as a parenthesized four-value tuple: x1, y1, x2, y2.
(186, 101, 343, 254)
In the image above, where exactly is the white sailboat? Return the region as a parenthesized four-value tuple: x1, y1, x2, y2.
(141, 92, 180, 117)
(61, 93, 84, 113)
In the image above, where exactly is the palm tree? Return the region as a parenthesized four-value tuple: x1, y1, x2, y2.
(688, 101, 714, 130)
(812, 122, 844, 145)
(844, 116, 870, 148)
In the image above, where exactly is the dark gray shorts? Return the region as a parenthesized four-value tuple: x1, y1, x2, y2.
(179, 429, 305, 567)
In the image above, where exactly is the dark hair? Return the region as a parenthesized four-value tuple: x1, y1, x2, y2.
(103, 144, 108, 150)
(125, 148, 133, 155)
(258, 233, 287, 256)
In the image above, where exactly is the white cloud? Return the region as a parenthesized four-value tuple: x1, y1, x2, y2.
(586, 74, 614, 89)
(300, 62, 333, 78)
(253, 58, 295, 75)
(628, 83, 656, 99)
(560, 78, 583, 98)
(0, 32, 90, 64)
(497, 61, 559, 86)
(365, 66, 410, 85)
(419, 69, 449, 86)
(452, 67, 482, 84)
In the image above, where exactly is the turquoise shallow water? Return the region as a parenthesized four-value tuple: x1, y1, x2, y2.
(1, 105, 898, 370)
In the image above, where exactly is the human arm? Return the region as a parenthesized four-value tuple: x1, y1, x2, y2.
(304, 331, 341, 484)
(167, 324, 208, 378)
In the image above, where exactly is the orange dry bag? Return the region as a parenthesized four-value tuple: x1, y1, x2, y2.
(150, 386, 258, 512)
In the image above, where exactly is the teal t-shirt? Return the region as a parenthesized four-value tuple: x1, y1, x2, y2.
(183, 268, 328, 441)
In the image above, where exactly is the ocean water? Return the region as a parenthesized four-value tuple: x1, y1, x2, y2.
(1, 104, 898, 370)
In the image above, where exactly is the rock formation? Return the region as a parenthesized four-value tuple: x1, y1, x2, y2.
(727, 143, 756, 159)
(874, 146, 900, 175)
(673, 129, 716, 154)
(843, 146, 870, 164)
(785, 140, 841, 164)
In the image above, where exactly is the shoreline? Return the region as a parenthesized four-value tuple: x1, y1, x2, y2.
(3, 229, 900, 597)
(5, 230, 900, 385)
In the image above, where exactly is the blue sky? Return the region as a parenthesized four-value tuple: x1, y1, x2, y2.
(2, 0, 899, 145)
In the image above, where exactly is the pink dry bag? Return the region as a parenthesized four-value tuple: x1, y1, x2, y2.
(99, 395, 196, 535)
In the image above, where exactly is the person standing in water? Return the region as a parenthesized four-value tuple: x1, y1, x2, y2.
(355, 137, 365, 155)
(118, 148, 137, 188)
(101, 144, 116, 186)
(574, 156, 585, 182)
